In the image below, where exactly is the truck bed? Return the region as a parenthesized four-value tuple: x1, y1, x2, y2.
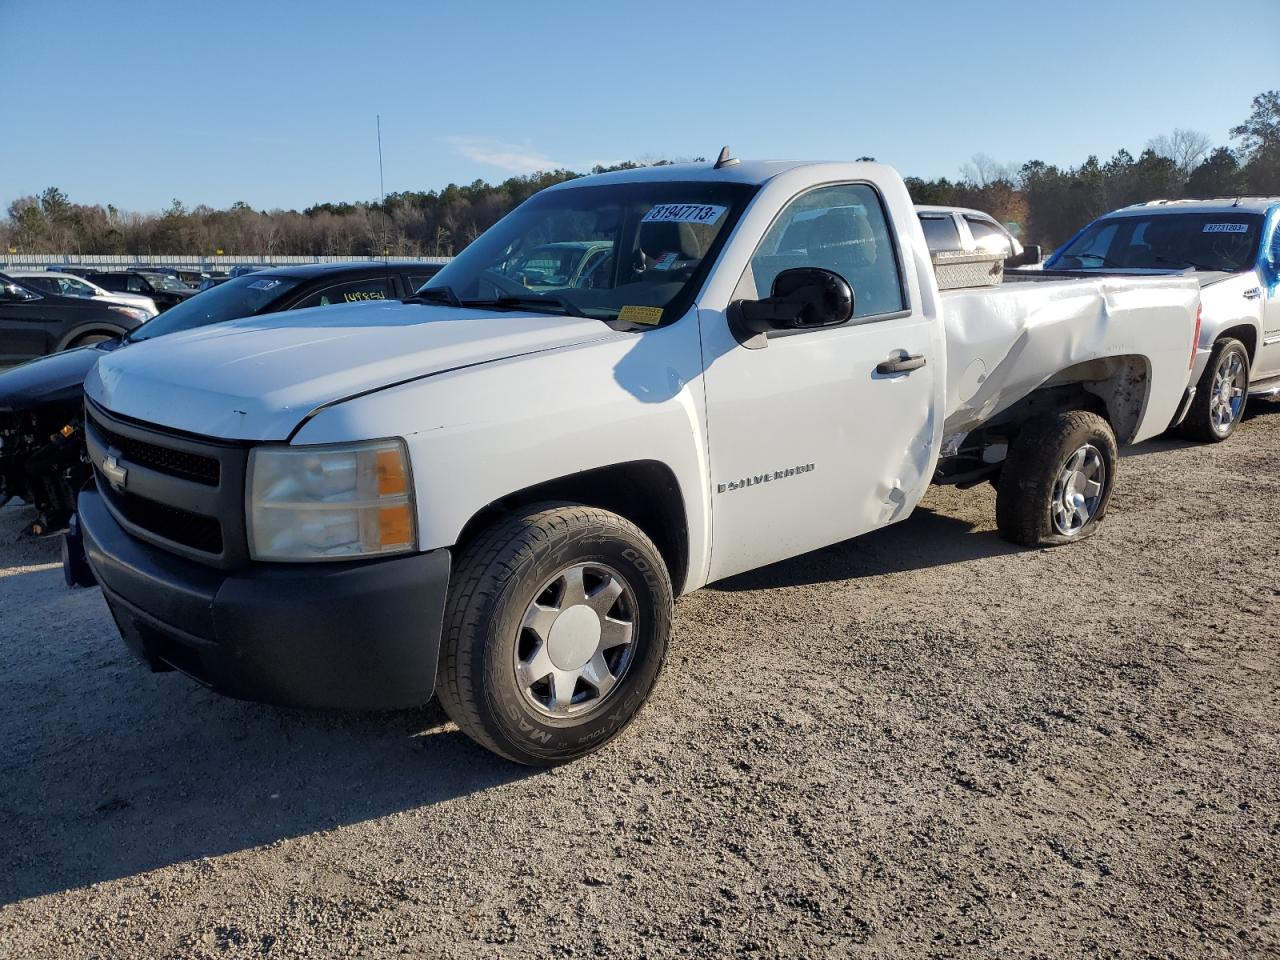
(939, 274, 1201, 444)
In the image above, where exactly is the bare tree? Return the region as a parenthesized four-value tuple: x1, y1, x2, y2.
(1146, 128, 1212, 183)
(960, 153, 1021, 187)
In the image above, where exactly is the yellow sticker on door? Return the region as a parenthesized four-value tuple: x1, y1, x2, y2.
(618, 305, 663, 326)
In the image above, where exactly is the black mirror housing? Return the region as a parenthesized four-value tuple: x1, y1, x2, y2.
(729, 267, 854, 348)
(1021, 244, 1042, 266)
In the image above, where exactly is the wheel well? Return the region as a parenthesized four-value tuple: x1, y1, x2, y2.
(979, 356, 1150, 446)
(1218, 324, 1257, 364)
(453, 460, 690, 594)
(57, 324, 126, 351)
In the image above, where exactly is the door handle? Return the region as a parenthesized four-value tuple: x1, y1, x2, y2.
(1243, 288, 1261, 300)
(876, 353, 927, 375)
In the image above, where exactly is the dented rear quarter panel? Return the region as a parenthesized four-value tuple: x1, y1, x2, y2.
(942, 275, 1200, 443)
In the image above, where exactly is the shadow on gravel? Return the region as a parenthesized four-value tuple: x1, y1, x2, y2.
(0, 636, 535, 904)
(1119, 435, 1199, 459)
(712, 505, 1023, 591)
(1243, 396, 1280, 421)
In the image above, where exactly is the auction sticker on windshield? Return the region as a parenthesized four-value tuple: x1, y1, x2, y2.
(618, 305, 664, 326)
(1203, 223, 1249, 233)
(642, 204, 726, 225)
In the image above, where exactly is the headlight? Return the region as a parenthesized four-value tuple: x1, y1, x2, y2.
(247, 439, 416, 561)
(108, 305, 149, 323)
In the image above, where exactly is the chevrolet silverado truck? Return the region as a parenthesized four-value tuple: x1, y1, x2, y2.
(76, 157, 1200, 765)
(1041, 196, 1280, 441)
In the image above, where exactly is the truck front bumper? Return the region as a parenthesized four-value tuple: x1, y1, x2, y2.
(79, 486, 450, 710)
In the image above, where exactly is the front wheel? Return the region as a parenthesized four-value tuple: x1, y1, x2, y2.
(436, 503, 673, 766)
(996, 410, 1118, 547)
(1179, 338, 1250, 442)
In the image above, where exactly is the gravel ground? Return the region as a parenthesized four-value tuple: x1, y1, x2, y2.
(1, 404, 1277, 959)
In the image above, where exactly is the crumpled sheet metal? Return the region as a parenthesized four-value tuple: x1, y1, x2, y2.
(939, 275, 1201, 442)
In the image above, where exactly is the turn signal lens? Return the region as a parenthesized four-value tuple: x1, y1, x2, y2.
(377, 448, 408, 496)
(378, 503, 414, 548)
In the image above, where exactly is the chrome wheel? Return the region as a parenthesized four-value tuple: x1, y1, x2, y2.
(1210, 351, 1246, 434)
(1051, 444, 1105, 536)
(514, 562, 637, 719)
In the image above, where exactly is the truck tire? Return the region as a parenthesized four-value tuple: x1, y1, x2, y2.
(996, 410, 1117, 547)
(437, 502, 673, 766)
(1178, 338, 1250, 443)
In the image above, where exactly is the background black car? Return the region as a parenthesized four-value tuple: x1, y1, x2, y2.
(85, 270, 196, 311)
(0, 260, 443, 533)
(0, 271, 151, 367)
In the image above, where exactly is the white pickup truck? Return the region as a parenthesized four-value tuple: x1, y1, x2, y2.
(76, 158, 1200, 765)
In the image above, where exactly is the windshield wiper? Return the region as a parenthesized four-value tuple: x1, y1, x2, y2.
(407, 285, 463, 307)
(1067, 252, 1123, 267)
(1154, 256, 1220, 272)
(460, 294, 587, 318)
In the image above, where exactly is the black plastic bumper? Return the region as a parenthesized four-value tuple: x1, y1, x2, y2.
(79, 485, 450, 710)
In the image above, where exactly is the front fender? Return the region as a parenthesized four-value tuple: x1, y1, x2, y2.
(290, 315, 714, 591)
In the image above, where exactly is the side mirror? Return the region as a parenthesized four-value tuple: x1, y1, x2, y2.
(1005, 245, 1042, 268)
(729, 267, 854, 348)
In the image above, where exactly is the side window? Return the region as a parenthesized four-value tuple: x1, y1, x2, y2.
(919, 215, 962, 252)
(406, 272, 437, 292)
(125, 275, 148, 293)
(292, 277, 393, 309)
(1071, 223, 1118, 260)
(737, 183, 905, 320)
(20, 276, 54, 294)
(963, 216, 1013, 256)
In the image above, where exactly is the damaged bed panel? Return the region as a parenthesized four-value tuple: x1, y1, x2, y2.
(940, 274, 1200, 444)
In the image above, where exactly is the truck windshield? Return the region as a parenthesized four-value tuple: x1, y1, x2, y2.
(128, 274, 303, 341)
(421, 179, 758, 325)
(1053, 212, 1264, 273)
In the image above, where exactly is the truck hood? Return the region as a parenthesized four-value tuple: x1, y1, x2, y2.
(85, 301, 619, 441)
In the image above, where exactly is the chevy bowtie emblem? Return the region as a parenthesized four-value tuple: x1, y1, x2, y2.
(100, 453, 128, 491)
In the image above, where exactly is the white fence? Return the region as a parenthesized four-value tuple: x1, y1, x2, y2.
(1, 254, 451, 272)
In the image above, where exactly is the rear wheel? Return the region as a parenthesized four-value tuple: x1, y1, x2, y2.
(437, 503, 672, 766)
(996, 410, 1117, 547)
(1180, 338, 1249, 442)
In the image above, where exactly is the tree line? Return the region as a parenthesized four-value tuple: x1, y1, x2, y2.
(4, 92, 1277, 259)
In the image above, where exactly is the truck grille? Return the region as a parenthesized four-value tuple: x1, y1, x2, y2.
(85, 401, 249, 568)
(100, 485, 224, 554)
(92, 420, 220, 486)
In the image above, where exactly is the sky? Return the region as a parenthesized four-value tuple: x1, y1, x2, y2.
(4, 0, 1277, 214)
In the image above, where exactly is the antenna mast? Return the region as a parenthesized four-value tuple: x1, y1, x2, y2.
(377, 114, 388, 257)
(377, 114, 386, 204)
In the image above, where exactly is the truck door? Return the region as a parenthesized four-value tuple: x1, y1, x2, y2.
(699, 182, 940, 582)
